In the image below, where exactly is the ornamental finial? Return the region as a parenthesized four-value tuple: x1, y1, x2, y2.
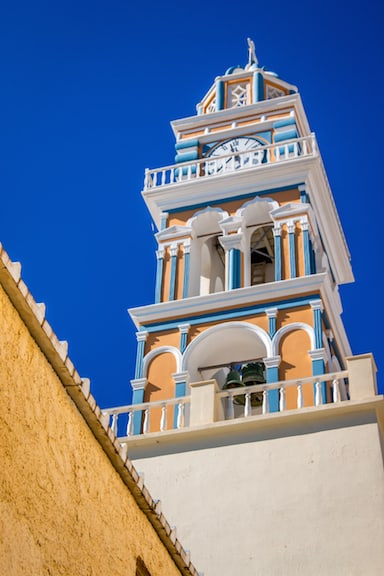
(246, 37, 258, 69)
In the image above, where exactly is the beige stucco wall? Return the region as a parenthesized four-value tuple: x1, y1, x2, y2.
(130, 408, 384, 576)
(0, 283, 188, 576)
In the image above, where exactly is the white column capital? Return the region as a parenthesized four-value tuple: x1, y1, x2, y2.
(310, 299, 323, 312)
(263, 355, 281, 369)
(287, 220, 296, 234)
(172, 371, 190, 385)
(308, 348, 327, 362)
(136, 331, 148, 343)
(131, 377, 147, 391)
(273, 222, 282, 236)
(156, 245, 165, 258)
(265, 307, 278, 319)
(219, 233, 243, 252)
(170, 243, 178, 257)
(182, 238, 191, 253)
(178, 323, 190, 335)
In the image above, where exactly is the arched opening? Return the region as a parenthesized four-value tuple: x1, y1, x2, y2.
(200, 235, 225, 295)
(250, 225, 275, 285)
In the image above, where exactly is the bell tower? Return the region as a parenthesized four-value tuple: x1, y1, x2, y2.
(128, 38, 353, 427)
(104, 40, 383, 576)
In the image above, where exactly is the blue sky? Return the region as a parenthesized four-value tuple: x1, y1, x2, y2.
(0, 1, 382, 407)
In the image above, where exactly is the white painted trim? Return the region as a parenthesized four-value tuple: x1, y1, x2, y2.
(272, 322, 315, 356)
(142, 346, 183, 375)
(182, 321, 273, 371)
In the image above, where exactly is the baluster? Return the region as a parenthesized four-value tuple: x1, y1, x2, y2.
(161, 169, 166, 186)
(293, 142, 298, 157)
(170, 167, 175, 183)
(315, 381, 323, 406)
(302, 138, 308, 156)
(312, 134, 317, 155)
(276, 146, 280, 161)
(244, 392, 251, 417)
(187, 164, 192, 180)
(126, 411, 134, 436)
(297, 382, 304, 409)
(262, 389, 269, 414)
(195, 162, 200, 179)
(332, 379, 340, 403)
(160, 403, 167, 431)
(265, 148, 270, 164)
(177, 402, 185, 429)
(143, 408, 150, 434)
(111, 413, 118, 435)
(227, 392, 234, 419)
(279, 387, 286, 411)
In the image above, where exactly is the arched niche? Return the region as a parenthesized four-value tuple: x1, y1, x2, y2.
(182, 321, 272, 389)
(187, 207, 228, 296)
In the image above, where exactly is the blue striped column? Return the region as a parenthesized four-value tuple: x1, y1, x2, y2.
(302, 219, 311, 276)
(178, 323, 190, 354)
(134, 331, 148, 379)
(264, 356, 281, 412)
(182, 240, 191, 299)
(266, 308, 278, 338)
(155, 246, 165, 303)
(219, 234, 243, 291)
(310, 300, 326, 401)
(168, 243, 178, 301)
(160, 212, 168, 231)
(273, 224, 282, 281)
(131, 378, 147, 435)
(173, 371, 189, 428)
(288, 221, 296, 278)
(216, 79, 225, 110)
(253, 71, 264, 102)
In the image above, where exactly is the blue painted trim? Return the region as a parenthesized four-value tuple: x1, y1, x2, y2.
(155, 256, 164, 303)
(300, 188, 307, 203)
(313, 307, 323, 349)
(273, 117, 296, 129)
(134, 339, 146, 379)
(303, 229, 311, 276)
(166, 184, 306, 215)
(274, 234, 282, 281)
(289, 231, 296, 278)
(160, 214, 168, 231)
(274, 129, 298, 143)
(268, 316, 276, 338)
(132, 388, 144, 435)
(229, 248, 241, 290)
(309, 237, 316, 274)
(175, 139, 199, 150)
(141, 294, 319, 333)
(173, 381, 186, 428)
(175, 151, 199, 164)
(216, 80, 224, 110)
(266, 366, 279, 412)
(253, 72, 264, 102)
(182, 251, 190, 299)
(180, 333, 188, 354)
(169, 254, 177, 301)
(312, 358, 326, 404)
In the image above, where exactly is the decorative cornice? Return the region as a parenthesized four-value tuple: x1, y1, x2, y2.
(136, 331, 148, 342)
(219, 233, 243, 251)
(131, 377, 147, 391)
(263, 355, 281, 368)
(265, 307, 278, 319)
(308, 348, 327, 362)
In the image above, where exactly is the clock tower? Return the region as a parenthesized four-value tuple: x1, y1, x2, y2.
(128, 39, 353, 428)
(104, 40, 383, 576)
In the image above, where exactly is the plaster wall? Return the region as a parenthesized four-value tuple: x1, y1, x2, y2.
(130, 411, 384, 576)
(0, 284, 185, 576)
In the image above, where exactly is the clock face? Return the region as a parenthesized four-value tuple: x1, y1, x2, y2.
(206, 137, 264, 174)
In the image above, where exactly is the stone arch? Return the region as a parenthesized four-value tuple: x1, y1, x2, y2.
(182, 321, 272, 388)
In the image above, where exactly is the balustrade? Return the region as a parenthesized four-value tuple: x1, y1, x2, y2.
(144, 134, 317, 190)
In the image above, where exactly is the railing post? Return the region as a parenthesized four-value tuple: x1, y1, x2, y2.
(345, 354, 378, 400)
(189, 379, 223, 426)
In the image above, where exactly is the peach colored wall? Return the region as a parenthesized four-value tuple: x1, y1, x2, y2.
(0, 284, 184, 576)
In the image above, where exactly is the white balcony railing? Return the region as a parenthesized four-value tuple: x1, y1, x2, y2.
(103, 370, 348, 439)
(143, 134, 317, 191)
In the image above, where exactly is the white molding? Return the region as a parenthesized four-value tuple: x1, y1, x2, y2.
(131, 378, 147, 391)
(308, 348, 327, 362)
(142, 346, 183, 375)
(272, 322, 316, 356)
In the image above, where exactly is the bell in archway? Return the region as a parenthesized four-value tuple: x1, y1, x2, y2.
(223, 367, 243, 390)
(241, 362, 265, 407)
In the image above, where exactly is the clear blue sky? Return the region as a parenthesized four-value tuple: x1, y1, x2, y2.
(0, 0, 382, 407)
